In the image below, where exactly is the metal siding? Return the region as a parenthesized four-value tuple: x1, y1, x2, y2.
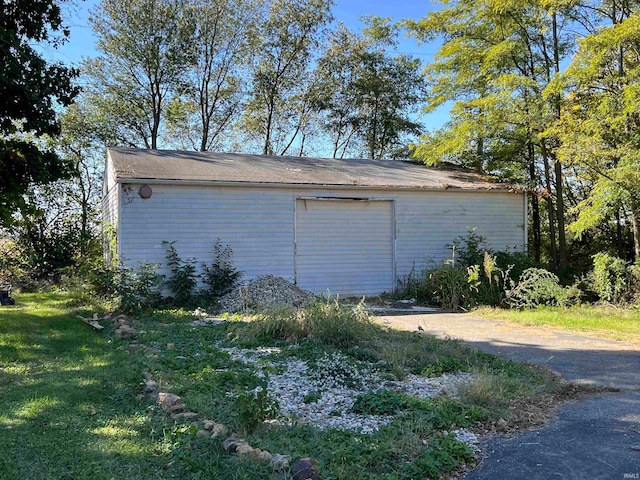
(295, 199, 394, 296)
(116, 184, 525, 294)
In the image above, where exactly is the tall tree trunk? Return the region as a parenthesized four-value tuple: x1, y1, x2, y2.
(631, 209, 640, 260)
(551, 12, 566, 271)
(527, 140, 541, 262)
(540, 140, 558, 269)
(615, 209, 625, 259)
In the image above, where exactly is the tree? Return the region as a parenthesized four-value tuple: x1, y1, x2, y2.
(244, 0, 333, 156)
(165, 0, 261, 152)
(314, 20, 425, 159)
(87, 0, 195, 149)
(0, 0, 79, 225)
(405, 0, 578, 267)
(554, 7, 640, 258)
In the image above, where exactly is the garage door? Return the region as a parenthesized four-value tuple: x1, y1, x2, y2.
(295, 198, 394, 296)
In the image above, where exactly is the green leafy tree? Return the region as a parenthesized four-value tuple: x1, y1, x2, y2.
(405, 0, 577, 267)
(165, 0, 262, 151)
(554, 7, 640, 258)
(0, 0, 79, 226)
(315, 20, 425, 159)
(244, 0, 333, 156)
(86, 0, 195, 149)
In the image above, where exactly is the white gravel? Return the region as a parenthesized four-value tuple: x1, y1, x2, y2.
(220, 346, 473, 437)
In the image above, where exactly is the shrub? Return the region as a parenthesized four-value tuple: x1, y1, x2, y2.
(236, 385, 279, 431)
(164, 241, 197, 306)
(201, 239, 242, 301)
(503, 268, 576, 309)
(450, 228, 488, 268)
(116, 262, 165, 312)
(591, 252, 630, 303)
(425, 264, 473, 310)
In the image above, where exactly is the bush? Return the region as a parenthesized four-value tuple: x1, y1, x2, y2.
(591, 252, 630, 303)
(503, 268, 578, 309)
(116, 262, 166, 312)
(424, 264, 473, 310)
(201, 239, 242, 301)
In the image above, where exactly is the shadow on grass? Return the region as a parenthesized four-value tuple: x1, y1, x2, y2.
(0, 295, 187, 480)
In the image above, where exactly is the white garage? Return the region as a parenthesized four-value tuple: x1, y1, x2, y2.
(103, 148, 526, 296)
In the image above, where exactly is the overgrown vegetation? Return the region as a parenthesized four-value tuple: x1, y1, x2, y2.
(399, 230, 640, 311)
(0, 283, 588, 478)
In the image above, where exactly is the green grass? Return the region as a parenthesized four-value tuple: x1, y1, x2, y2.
(476, 304, 640, 342)
(1, 293, 565, 480)
(0, 293, 192, 479)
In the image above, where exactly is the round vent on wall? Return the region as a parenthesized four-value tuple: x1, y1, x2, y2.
(139, 185, 153, 198)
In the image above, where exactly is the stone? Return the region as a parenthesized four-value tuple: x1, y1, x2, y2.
(145, 347, 161, 355)
(270, 454, 292, 471)
(172, 412, 198, 421)
(157, 392, 184, 412)
(291, 457, 319, 480)
(114, 328, 133, 339)
(167, 403, 185, 413)
(167, 343, 175, 350)
(210, 423, 228, 438)
(203, 420, 215, 431)
(248, 448, 263, 462)
(236, 444, 254, 458)
(196, 429, 210, 439)
(257, 450, 273, 465)
(631, 445, 640, 451)
(221, 436, 247, 454)
(144, 379, 157, 393)
(128, 343, 144, 354)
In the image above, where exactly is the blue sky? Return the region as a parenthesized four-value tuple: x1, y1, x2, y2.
(45, 0, 450, 130)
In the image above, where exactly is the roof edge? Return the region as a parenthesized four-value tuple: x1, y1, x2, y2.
(117, 177, 525, 193)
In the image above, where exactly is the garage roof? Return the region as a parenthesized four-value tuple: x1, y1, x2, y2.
(108, 147, 516, 191)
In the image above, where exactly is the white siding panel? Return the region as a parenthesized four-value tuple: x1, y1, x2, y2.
(119, 185, 295, 283)
(116, 183, 525, 294)
(295, 199, 393, 296)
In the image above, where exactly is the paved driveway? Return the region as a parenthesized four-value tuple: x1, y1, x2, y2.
(377, 311, 640, 479)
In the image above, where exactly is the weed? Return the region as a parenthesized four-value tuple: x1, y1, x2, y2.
(244, 298, 375, 348)
(303, 390, 322, 404)
(236, 385, 280, 431)
(351, 390, 412, 415)
(402, 433, 474, 479)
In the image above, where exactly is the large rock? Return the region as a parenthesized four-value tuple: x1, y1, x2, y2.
(291, 457, 319, 480)
(157, 392, 184, 412)
(270, 454, 292, 471)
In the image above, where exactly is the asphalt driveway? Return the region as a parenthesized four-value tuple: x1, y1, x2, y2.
(377, 311, 640, 479)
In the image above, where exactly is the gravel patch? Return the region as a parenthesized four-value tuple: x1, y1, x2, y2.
(220, 346, 473, 437)
(219, 276, 314, 313)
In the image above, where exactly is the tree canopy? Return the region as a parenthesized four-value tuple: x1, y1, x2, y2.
(0, 0, 79, 226)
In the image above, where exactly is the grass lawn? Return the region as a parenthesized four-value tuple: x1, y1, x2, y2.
(1, 293, 575, 479)
(476, 305, 640, 343)
(0, 293, 190, 479)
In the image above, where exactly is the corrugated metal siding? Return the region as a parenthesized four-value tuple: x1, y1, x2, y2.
(117, 184, 525, 293)
(295, 199, 393, 295)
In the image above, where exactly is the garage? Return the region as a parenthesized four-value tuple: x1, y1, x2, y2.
(103, 147, 526, 296)
(295, 198, 394, 296)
